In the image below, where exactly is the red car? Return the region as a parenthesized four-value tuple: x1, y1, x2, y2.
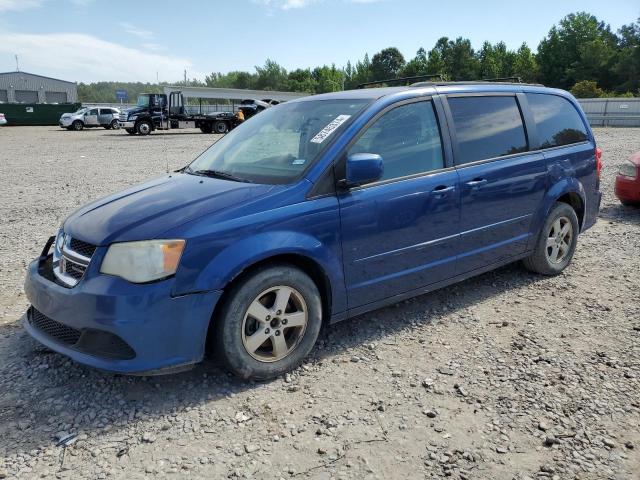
(615, 152, 640, 206)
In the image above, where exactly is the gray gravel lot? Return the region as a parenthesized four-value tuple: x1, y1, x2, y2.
(0, 126, 639, 479)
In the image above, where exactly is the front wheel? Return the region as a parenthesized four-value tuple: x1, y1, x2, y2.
(125, 128, 136, 135)
(136, 120, 152, 136)
(213, 265, 322, 380)
(523, 202, 579, 275)
(110, 119, 120, 130)
(72, 120, 84, 131)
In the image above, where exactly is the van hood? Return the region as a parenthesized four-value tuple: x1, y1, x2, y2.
(63, 173, 283, 246)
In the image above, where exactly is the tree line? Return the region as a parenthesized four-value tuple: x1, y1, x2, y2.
(78, 12, 640, 103)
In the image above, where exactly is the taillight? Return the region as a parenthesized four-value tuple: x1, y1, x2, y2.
(595, 147, 603, 179)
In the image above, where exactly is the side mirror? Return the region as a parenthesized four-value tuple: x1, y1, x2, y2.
(344, 153, 384, 187)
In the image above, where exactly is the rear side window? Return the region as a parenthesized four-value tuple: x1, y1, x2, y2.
(348, 100, 444, 182)
(526, 93, 588, 149)
(448, 96, 528, 164)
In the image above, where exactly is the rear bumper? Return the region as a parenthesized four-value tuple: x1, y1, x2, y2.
(615, 176, 640, 203)
(24, 257, 221, 375)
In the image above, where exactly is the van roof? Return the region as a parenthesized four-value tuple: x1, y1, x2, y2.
(292, 82, 571, 103)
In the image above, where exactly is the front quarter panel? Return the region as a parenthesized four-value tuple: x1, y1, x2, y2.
(168, 194, 347, 316)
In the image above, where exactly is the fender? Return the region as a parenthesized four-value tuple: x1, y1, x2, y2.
(528, 177, 586, 250)
(180, 230, 347, 316)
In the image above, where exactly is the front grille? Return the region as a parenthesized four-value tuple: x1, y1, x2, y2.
(119, 113, 127, 122)
(30, 308, 81, 345)
(64, 262, 86, 280)
(69, 238, 96, 258)
(54, 235, 98, 288)
(29, 308, 136, 360)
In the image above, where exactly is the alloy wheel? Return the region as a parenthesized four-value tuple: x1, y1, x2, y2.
(241, 286, 308, 362)
(546, 216, 573, 264)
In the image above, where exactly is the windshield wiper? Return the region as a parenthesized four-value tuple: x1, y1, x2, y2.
(186, 168, 251, 183)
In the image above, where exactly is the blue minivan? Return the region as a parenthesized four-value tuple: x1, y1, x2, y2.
(24, 82, 602, 379)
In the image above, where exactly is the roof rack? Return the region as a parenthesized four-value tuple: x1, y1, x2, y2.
(481, 76, 523, 83)
(411, 79, 544, 88)
(357, 74, 446, 89)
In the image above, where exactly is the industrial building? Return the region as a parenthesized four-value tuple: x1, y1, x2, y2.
(0, 71, 77, 104)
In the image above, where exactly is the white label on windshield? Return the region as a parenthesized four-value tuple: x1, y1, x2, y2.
(310, 115, 351, 144)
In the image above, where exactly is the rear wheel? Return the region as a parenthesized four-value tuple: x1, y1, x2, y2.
(72, 120, 84, 131)
(136, 120, 152, 136)
(213, 265, 322, 380)
(200, 122, 213, 134)
(214, 121, 228, 134)
(125, 128, 136, 135)
(523, 202, 579, 275)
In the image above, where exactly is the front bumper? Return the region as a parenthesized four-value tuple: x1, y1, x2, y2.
(23, 249, 221, 375)
(119, 121, 135, 129)
(59, 119, 72, 127)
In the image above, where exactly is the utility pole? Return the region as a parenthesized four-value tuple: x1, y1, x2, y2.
(184, 69, 187, 86)
(15, 54, 19, 72)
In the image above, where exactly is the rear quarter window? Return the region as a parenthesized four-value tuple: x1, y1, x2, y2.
(525, 93, 588, 149)
(448, 96, 528, 165)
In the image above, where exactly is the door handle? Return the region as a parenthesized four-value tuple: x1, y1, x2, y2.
(430, 185, 455, 196)
(465, 178, 488, 189)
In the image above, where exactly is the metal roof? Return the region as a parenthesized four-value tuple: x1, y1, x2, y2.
(0, 71, 76, 85)
(162, 85, 308, 102)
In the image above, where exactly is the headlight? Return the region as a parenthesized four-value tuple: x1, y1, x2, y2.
(100, 240, 185, 283)
(128, 115, 138, 121)
(618, 161, 637, 179)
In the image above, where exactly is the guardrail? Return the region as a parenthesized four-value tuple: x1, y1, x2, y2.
(578, 98, 640, 127)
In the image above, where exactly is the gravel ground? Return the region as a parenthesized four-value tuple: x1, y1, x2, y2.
(0, 126, 639, 480)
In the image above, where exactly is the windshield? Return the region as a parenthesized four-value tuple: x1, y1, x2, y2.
(136, 95, 151, 107)
(187, 99, 370, 184)
(73, 107, 88, 115)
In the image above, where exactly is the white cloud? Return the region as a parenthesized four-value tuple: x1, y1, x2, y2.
(0, 32, 202, 83)
(118, 22, 154, 40)
(0, 0, 42, 11)
(253, 0, 382, 8)
(253, 0, 317, 9)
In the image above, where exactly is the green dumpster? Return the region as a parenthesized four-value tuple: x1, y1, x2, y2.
(1, 103, 82, 126)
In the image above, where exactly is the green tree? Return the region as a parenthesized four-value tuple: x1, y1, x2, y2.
(612, 18, 640, 94)
(513, 43, 538, 83)
(444, 37, 479, 80)
(570, 80, 604, 98)
(312, 65, 344, 93)
(254, 59, 289, 91)
(287, 68, 317, 93)
(371, 47, 406, 80)
(401, 48, 429, 77)
(537, 12, 618, 89)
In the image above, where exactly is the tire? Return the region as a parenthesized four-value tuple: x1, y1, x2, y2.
(110, 119, 120, 130)
(136, 120, 152, 136)
(72, 120, 84, 131)
(201, 122, 213, 134)
(621, 199, 640, 207)
(213, 265, 322, 380)
(125, 128, 136, 135)
(523, 202, 579, 275)
(214, 121, 228, 134)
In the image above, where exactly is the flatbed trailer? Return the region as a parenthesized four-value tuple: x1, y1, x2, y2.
(118, 86, 305, 136)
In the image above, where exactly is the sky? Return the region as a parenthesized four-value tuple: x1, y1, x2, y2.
(0, 0, 638, 84)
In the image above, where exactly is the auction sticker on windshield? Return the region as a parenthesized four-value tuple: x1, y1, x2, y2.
(310, 115, 351, 144)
